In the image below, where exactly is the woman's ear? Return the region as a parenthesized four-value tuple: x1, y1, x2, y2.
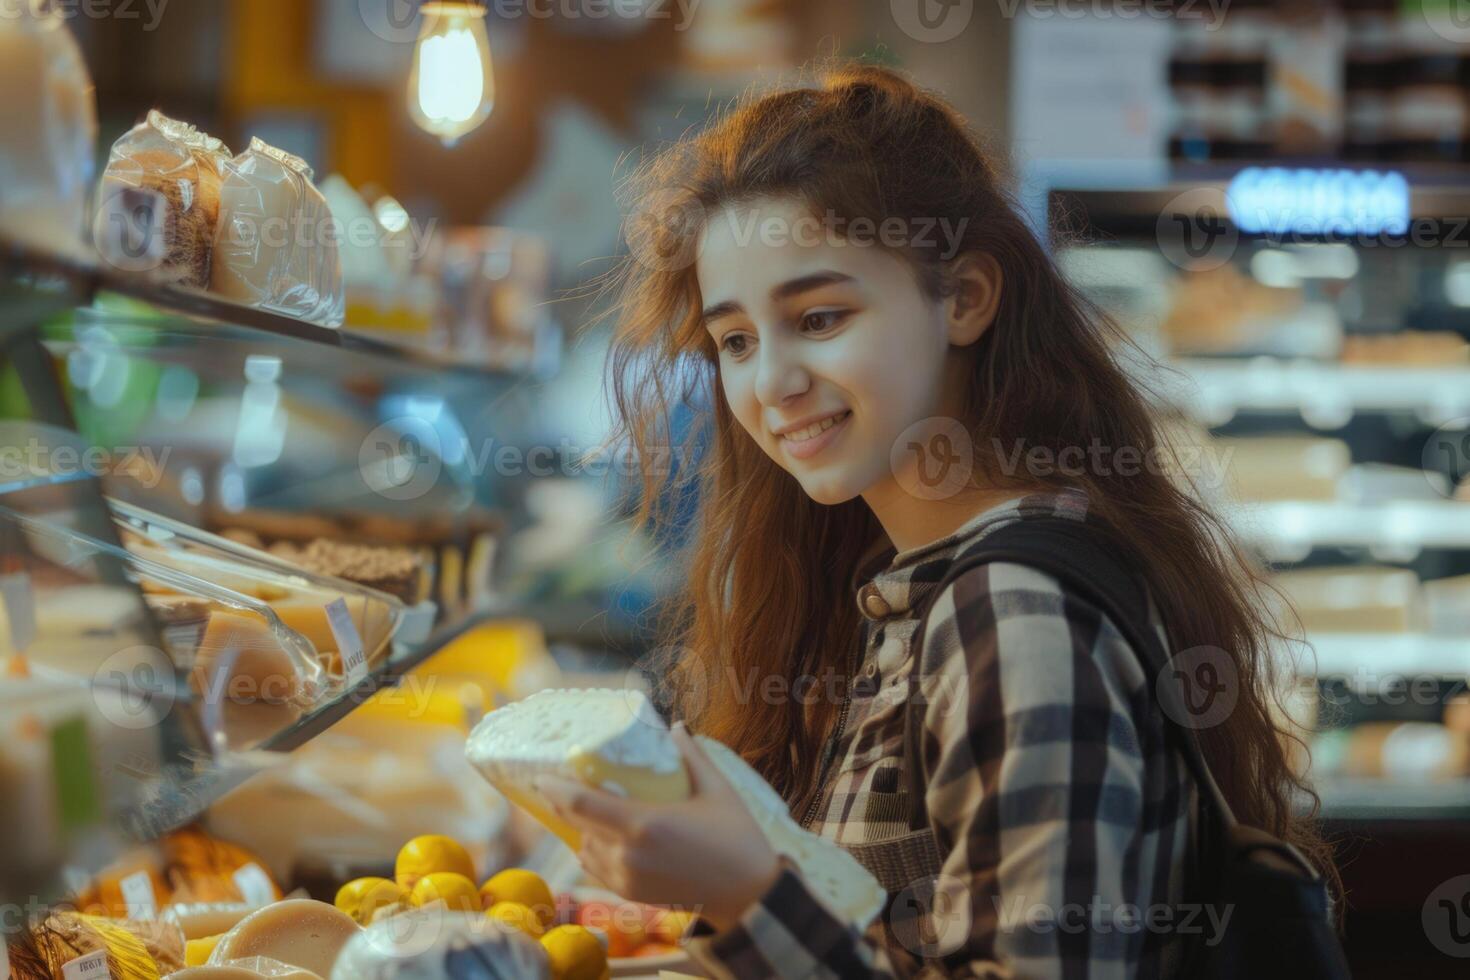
(943, 252, 1003, 347)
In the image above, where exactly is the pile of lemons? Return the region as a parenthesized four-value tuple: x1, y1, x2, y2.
(334, 834, 607, 980)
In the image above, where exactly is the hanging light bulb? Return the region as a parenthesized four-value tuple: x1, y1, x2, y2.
(407, 1, 495, 147)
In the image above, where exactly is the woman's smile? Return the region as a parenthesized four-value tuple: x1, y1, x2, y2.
(775, 409, 852, 459)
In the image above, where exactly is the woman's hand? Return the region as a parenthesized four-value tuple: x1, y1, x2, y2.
(536, 723, 782, 932)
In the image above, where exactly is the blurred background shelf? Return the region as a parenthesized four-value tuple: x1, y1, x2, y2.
(1227, 501, 1470, 556)
(1163, 357, 1470, 425)
(1299, 634, 1470, 679)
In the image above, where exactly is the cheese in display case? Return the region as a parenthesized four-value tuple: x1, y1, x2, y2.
(110, 499, 405, 689)
(5, 501, 404, 752)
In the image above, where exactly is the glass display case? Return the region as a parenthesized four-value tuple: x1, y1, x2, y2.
(0, 234, 550, 907)
(1050, 170, 1470, 823)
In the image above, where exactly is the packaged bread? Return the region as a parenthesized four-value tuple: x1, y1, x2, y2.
(95, 110, 231, 288)
(8, 912, 184, 980)
(466, 688, 887, 929)
(212, 138, 344, 326)
(329, 908, 550, 980)
(0, 8, 96, 255)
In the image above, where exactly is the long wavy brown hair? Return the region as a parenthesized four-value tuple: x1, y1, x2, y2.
(598, 62, 1334, 887)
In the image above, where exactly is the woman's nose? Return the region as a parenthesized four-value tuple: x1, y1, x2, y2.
(753, 337, 810, 406)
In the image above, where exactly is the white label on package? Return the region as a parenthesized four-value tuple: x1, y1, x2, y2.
(0, 572, 35, 652)
(119, 869, 157, 918)
(233, 862, 275, 905)
(326, 598, 368, 685)
(61, 949, 110, 979)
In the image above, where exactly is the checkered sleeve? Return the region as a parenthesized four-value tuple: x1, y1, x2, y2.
(684, 561, 1160, 980)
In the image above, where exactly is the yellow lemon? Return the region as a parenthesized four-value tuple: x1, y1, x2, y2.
(540, 924, 610, 980)
(395, 835, 476, 889)
(486, 900, 546, 938)
(409, 871, 482, 913)
(335, 876, 408, 925)
(649, 908, 697, 945)
(185, 934, 221, 967)
(480, 868, 556, 928)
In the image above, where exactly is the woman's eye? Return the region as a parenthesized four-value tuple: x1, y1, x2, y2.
(720, 333, 749, 356)
(799, 309, 847, 333)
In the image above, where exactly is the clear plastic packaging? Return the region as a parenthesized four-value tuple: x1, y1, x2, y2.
(213, 138, 345, 327)
(111, 498, 405, 689)
(330, 909, 551, 980)
(0, 7, 97, 256)
(8, 500, 405, 752)
(94, 110, 232, 288)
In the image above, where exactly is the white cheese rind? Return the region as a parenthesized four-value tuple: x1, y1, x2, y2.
(463, 689, 886, 929)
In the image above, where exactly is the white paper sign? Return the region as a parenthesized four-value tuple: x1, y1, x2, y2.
(61, 949, 110, 979)
(233, 862, 275, 905)
(119, 869, 157, 919)
(0, 572, 35, 652)
(325, 598, 368, 685)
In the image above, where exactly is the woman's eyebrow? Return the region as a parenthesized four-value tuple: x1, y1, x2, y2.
(771, 271, 854, 301)
(702, 271, 856, 327)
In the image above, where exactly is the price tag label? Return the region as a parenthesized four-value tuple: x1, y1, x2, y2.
(61, 949, 110, 979)
(0, 572, 35, 652)
(119, 869, 157, 919)
(325, 598, 368, 685)
(233, 862, 275, 905)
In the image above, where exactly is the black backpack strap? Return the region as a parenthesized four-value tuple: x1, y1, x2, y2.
(901, 515, 1234, 832)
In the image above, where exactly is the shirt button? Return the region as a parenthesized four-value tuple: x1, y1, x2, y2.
(862, 587, 890, 618)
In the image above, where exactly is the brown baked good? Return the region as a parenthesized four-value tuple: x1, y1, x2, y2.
(268, 539, 421, 605)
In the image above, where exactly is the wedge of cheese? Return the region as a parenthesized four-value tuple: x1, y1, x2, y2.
(464, 689, 886, 930)
(465, 688, 690, 848)
(207, 900, 358, 978)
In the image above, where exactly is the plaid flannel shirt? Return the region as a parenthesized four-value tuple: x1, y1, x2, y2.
(685, 490, 1196, 979)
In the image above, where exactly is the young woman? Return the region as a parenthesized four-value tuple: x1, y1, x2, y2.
(537, 63, 1333, 977)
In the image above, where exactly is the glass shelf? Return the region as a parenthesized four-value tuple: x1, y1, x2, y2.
(0, 236, 554, 902)
(0, 235, 551, 383)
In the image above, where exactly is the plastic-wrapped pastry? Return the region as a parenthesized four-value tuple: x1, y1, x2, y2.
(212, 138, 344, 326)
(0, 7, 97, 255)
(94, 110, 231, 288)
(330, 908, 550, 980)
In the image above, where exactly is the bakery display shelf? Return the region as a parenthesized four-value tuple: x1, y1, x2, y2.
(1160, 357, 1470, 424)
(1315, 777, 1470, 822)
(0, 236, 543, 384)
(1294, 633, 1470, 680)
(1227, 500, 1470, 554)
(123, 606, 504, 844)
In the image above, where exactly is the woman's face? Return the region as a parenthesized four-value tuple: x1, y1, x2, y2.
(696, 198, 954, 506)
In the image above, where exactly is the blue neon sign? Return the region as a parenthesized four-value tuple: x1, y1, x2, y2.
(1226, 167, 1410, 237)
